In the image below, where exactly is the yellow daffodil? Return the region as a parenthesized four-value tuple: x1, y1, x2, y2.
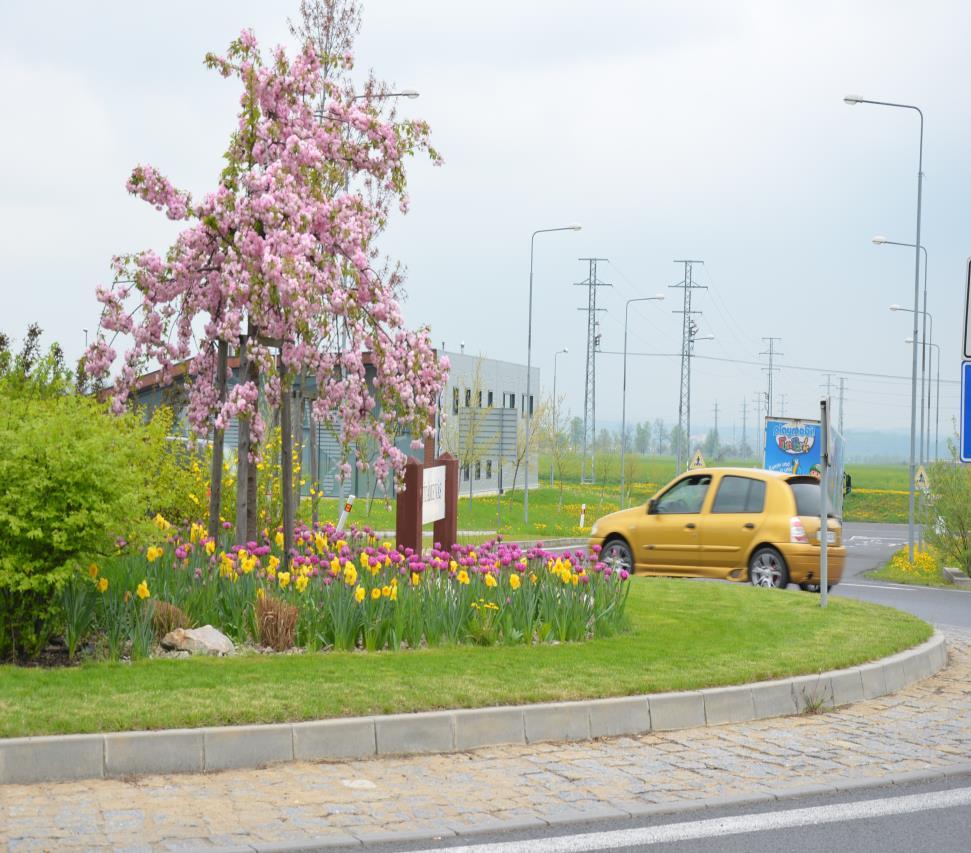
(509, 574, 521, 591)
(275, 531, 284, 548)
(295, 575, 309, 593)
(278, 571, 291, 589)
(410, 571, 421, 587)
(146, 546, 164, 563)
(205, 539, 216, 556)
(370, 587, 381, 601)
(344, 564, 358, 587)
(381, 585, 391, 598)
(390, 585, 398, 601)
(484, 573, 497, 589)
(87, 563, 99, 579)
(153, 513, 171, 531)
(189, 523, 205, 543)
(267, 555, 280, 574)
(457, 570, 470, 585)
(136, 580, 150, 600)
(257, 587, 266, 601)
(354, 585, 366, 604)
(97, 577, 109, 593)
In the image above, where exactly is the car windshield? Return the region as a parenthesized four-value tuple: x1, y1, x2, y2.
(788, 480, 821, 516)
(655, 475, 712, 514)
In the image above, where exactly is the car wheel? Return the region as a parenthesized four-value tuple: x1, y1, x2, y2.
(601, 538, 633, 573)
(799, 582, 834, 593)
(748, 547, 789, 589)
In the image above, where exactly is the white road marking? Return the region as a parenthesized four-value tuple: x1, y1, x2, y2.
(411, 787, 971, 853)
(840, 582, 956, 594)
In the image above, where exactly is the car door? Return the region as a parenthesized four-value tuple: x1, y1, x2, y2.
(699, 474, 767, 574)
(635, 474, 712, 573)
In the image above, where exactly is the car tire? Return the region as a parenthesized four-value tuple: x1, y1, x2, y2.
(799, 582, 835, 593)
(601, 537, 633, 573)
(748, 546, 789, 589)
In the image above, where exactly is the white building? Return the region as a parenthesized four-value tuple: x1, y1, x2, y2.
(438, 349, 541, 496)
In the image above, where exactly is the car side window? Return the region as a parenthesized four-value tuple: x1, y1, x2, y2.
(711, 476, 766, 514)
(654, 475, 712, 515)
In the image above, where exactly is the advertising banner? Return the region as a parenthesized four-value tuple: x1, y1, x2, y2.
(763, 417, 822, 476)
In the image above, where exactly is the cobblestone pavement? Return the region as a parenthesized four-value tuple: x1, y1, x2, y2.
(3, 627, 970, 852)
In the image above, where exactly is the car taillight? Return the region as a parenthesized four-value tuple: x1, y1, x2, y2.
(790, 517, 809, 544)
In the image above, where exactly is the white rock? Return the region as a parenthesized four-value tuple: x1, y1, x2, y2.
(160, 625, 235, 656)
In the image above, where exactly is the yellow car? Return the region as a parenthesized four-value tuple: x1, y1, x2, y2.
(588, 467, 844, 590)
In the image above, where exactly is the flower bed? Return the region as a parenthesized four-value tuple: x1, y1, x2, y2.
(65, 518, 630, 660)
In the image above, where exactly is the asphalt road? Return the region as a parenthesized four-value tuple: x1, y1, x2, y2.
(371, 773, 971, 853)
(830, 521, 971, 628)
(385, 523, 970, 853)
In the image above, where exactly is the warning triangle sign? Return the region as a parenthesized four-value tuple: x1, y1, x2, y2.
(689, 449, 706, 469)
(915, 465, 930, 492)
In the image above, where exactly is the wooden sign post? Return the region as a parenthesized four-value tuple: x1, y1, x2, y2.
(396, 438, 459, 554)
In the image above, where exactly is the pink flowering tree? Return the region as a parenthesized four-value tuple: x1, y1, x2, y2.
(85, 16, 448, 549)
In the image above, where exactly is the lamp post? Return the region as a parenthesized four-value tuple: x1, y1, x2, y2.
(907, 337, 941, 462)
(524, 225, 581, 524)
(846, 95, 924, 561)
(620, 295, 665, 507)
(890, 300, 933, 464)
(551, 348, 568, 487)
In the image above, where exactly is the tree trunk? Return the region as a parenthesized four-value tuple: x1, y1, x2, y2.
(208, 339, 228, 540)
(234, 333, 250, 547)
(245, 337, 260, 543)
(279, 355, 294, 572)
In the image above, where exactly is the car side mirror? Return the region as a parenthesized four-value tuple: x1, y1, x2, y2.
(647, 499, 657, 515)
(843, 473, 852, 497)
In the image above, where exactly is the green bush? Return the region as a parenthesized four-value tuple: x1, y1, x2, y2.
(922, 456, 971, 577)
(0, 392, 153, 658)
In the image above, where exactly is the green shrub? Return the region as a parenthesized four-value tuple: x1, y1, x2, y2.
(0, 391, 152, 659)
(922, 456, 971, 576)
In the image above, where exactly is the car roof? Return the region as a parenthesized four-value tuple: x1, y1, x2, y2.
(680, 467, 789, 481)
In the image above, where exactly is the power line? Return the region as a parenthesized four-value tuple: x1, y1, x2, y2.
(671, 259, 706, 471)
(574, 258, 610, 484)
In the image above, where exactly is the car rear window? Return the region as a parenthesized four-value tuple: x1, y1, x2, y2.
(711, 476, 766, 514)
(787, 479, 821, 516)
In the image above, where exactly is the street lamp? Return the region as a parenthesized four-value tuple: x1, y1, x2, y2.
(907, 338, 941, 462)
(550, 348, 568, 487)
(620, 296, 665, 506)
(524, 225, 581, 524)
(846, 95, 924, 561)
(889, 299, 933, 464)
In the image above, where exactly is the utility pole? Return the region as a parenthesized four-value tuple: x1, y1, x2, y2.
(821, 373, 834, 401)
(838, 377, 846, 435)
(759, 337, 782, 419)
(777, 393, 788, 418)
(671, 259, 706, 471)
(574, 258, 610, 483)
(740, 397, 748, 459)
(753, 391, 767, 464)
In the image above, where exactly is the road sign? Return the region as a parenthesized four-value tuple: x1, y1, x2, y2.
(914, 464, 930, 492)
(962, 362, 971, 463)
(689, 449, 705, 469)
(965, 259, 971, 359)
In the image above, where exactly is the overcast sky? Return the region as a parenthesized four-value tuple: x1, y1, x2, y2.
(2, 1, 969, 444)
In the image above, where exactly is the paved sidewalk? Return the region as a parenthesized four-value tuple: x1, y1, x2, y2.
(3, 627, 970, 852)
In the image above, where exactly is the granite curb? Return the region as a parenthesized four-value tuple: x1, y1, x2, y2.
(0, 631, 947, 786)
(208, 761, 971, 852)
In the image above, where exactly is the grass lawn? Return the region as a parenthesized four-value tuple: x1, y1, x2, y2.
(0, 578, 931, 738)
(867, 562, 952, 588)
(323, 455, 913, 540)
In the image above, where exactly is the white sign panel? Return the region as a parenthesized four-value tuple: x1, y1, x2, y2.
(965, 258, 971, 359)
(422, 465, 446, 524)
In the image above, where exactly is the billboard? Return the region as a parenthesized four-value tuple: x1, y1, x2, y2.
(763, 417, 822, 476)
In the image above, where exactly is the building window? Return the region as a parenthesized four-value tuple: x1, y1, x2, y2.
(452, 387, 459, 415)
(465, 388, 471, 407)
(462, 465, 470, 481)
(487, 391, 493, 407)
(477, 390, 482, 407)
(475, 461, 481, 480)
(486, 460, 493, 479)
(528, 395, 534, 417)
(506, 392, 516, 410)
